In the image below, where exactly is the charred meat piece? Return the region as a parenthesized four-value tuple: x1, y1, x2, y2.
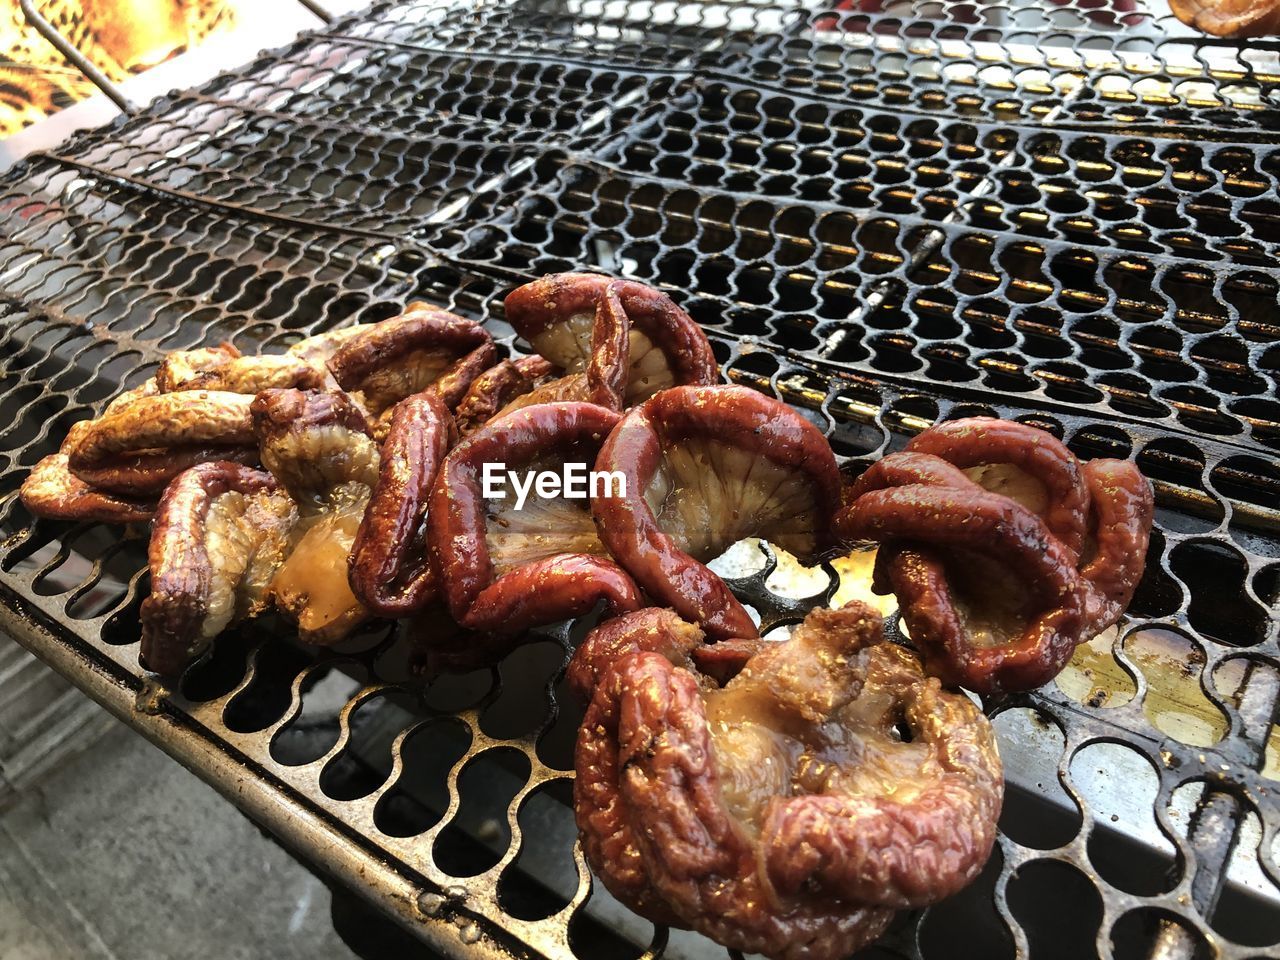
(593, 384, 841, 641)
(453, 355, 557, 437)
(327, 306, 494, 431)
(428, 401, 642, 634)
(565, 606, 706, 704)
(152, 342, 241, 392)
(20, 307, 479, 524)
(20, 377, 250, 524)
(835, 418, 1153, 694)
(66, 390, 259, 496)
(1078, 458, 1155, 634)
(348, 391, 456, 617)
(25, 373, 181, 524)
(253, 389, 379, 507)
(20, 421, 155, 524)
(494, 280, 632, 414)
(252, 389, 381, 645)
(902, 417, 1092, 559)
(573, 602, 1001, 959)
(504, 272, 718, 408)
(283, 301, 434, 368)
(140, 462, 297, 675)
(570, 607, 706, 928)
(753, 609, 1003, 910)
(846, 461, 1084, 694)
(286, 325, 372, 367)
(450, 278, 648, 437)
(1170, 0, 1280, 36)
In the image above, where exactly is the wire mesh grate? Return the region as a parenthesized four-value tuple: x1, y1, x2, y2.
(0, 2, 1277, 959)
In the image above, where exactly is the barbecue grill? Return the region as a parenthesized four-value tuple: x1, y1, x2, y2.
(1, 0, 1278, 957)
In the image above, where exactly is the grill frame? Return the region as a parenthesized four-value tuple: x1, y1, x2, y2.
(1, 2, 1278, 959)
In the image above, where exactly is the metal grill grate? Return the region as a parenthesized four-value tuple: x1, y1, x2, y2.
(0, 2, 1278, 958)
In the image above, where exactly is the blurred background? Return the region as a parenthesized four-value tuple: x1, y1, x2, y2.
(1, 0, 247, 136)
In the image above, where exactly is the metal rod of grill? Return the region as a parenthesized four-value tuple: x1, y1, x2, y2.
(18, 0, 137, 113)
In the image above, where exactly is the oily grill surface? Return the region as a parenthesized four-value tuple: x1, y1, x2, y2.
(0, 1, 1278, 958)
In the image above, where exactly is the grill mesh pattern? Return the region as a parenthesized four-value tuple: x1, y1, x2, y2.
(0, 2, 1277, 958)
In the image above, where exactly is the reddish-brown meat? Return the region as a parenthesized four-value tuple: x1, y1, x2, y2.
(140, 462, 297, 675)
(902, 417, 1091, 558)
(427, 401, 642, 634)
(1078, 458, 1155, 634)
(565, 606, 706, 704)
(504, 273, 719, 406)
(571, 608, 708, 929)
(592, 384, 841, 640)
(756, 614, 1004, 909)
(327, 306, 494, 425)
(847, 479, 1087, 694)
(66, 391, 258, 495)
(492, 281, 632, 414)
(453, 355, 557, 436)
(252, 388, 378, 507)
(20, 422, 155, 524)
(348, 391, 457, 617)
(252, 389, 381, 645)
(573, 602, 1001, 959)
(20, 340, 326, 523)
(835, 418, 1153, 694)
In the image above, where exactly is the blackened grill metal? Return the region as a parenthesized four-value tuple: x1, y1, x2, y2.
(0, 1, 1277, 958)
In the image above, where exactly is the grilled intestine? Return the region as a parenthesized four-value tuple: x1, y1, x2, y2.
(452, 355, 557, 437)
(569, 602, 1002, 960)
(497, 272, 719, 412)
(495, 280, 631, 412)
(19, 420, 157, 524)
(155, 346, 326, 394)
(65, 390, 260, 495)
(137, 387, 382, 672)
(251, 388, 380, 645)
(834, 417, 1154, 695)
(17, 306, 477, 523)
(140, 462, 296, 675)
(592, 383, 842, 641)
(427, 401, 642, 634)
(347, 390, 456, 618)
(326, 306, 495, 436)
(19, 286, 1155, 699)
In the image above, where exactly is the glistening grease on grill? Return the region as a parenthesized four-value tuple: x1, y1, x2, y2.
(0, 2, 1278, 959)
